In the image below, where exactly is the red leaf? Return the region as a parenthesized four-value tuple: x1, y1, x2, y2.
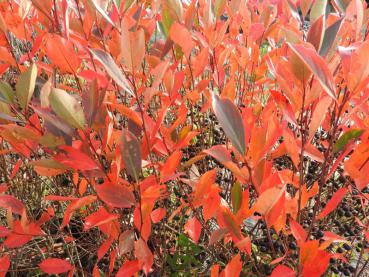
(184, 217, 202, 243)
(97, 237, 113, 261)
(307, 15, 325, 51)
(116, 260, 140, 277)
(0, 255, 10, 277)
(84, 207, 119, 231)
(10, 160, 22, 179)
(39, 258, 73, 274)
(271, 265, 296, 277)
(54, 146, 100, 171)
(203, 145, 247, 183)
(0, 194, 25, 214)
(211, 264, 220, 277)
(96, 181, 135, 208)
(317, 187, 348, 220)
(61, 195, 97, 228)
(288, 43, 336, 100)
(217, 206, 243, 242)
(151, 208, 166, 223)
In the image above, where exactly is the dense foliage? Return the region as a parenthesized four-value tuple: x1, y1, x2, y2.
(0, 0, 369, 276)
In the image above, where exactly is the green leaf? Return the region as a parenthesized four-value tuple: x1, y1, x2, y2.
(49, 88, 86, 129)
(15, 63, 37, 110)
(231, 181, 242, 214)
(333, 129, 364, 153)
(212, 93, 246, 155)
(120, 129, 142, 181)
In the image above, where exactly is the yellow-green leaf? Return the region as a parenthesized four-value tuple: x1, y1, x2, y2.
(231, 181, 242, 214)
(15, 63, 37, 110)
(333, 129, 364, 153)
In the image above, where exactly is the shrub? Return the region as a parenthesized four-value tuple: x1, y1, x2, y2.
(0, 0, 368, 276)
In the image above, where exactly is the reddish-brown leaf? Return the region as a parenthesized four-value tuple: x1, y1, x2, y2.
(118, 229, 135, 255)
(212, 94, 246, 155)
(134, 238, 153, 275)
(121, 129, 142, 180)
(253, 186, 285, 216)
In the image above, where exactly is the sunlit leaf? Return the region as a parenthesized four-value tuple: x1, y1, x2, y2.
(49, 88, 86, 129)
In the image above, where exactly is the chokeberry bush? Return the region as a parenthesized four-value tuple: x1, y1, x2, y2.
(0, 0, 369, 276)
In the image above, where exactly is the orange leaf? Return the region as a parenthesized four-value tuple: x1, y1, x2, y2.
(253, 186, 285, 216)
(169, 22, 195, 57)
(220, 254, 242, 277)
(184, 217, 202, 243)
(45, 34, 80, 73)
(290, 218, 307, 244)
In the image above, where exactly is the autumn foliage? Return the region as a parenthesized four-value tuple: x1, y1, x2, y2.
(0, 0, 369, 276)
